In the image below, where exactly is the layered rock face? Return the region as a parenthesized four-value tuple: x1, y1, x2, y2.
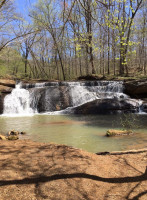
(124, 79, 147, 98)
(0, 79, 15, 88)
(0, 94, 3, 114)
(124, 79, 147, 113)
(29, 86, 72, 112)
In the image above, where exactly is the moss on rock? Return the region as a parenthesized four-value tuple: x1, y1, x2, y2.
(8, 135, 19, 140)
(106, 129, 133, 137)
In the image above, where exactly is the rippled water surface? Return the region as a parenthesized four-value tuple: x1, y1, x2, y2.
(0, 114, 147, 153)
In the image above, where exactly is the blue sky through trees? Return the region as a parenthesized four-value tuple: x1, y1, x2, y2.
(15, 0, 36, 18)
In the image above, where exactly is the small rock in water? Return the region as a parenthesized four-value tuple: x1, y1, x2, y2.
(120, 95, 124, 99)
(8, 130, 19, 136)
(8, 135, 19, 140)
(106, 129, 133, 137)
(20, 131, 26, 135)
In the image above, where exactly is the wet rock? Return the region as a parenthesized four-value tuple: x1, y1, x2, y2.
(141, 100, 147, 113)
(8, 135, 19, 140)
(20, 131, 26, 135)
(0, 95, 3, 114)
(73, 99, 140, 114)
(30, 86, 72, 112)
(124, 79, 147, 98)
(8, 130, 19, 136)
(0, 93, 6, 114)
(106, 129, 133, 137)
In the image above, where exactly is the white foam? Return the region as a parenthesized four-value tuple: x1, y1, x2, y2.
(3, 83, 36, 115)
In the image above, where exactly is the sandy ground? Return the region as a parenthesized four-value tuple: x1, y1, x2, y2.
(0, 140, 147, 200)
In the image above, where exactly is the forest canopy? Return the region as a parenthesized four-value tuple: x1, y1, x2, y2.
(0, 0, 146, 80)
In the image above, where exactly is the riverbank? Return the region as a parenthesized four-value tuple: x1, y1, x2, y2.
(0, 140, 146, 200)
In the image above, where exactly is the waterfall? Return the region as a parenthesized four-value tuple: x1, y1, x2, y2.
(69, 81, 127, 106)
(23, 81, 127, 107)
(3, 81, 130, 115)
(3, 83, 35, 115)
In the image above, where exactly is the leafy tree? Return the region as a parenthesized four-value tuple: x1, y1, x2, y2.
(104, 0, 143, 76)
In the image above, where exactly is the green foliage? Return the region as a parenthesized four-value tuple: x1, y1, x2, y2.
(0, 47, 25, 78)
(104, 0, 143, 69)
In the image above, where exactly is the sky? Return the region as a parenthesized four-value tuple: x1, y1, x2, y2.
(15, 0, 36, 19)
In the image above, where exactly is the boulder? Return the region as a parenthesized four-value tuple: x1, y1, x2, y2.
(72, 98, 140, 114)
(30, 86, 72, 112)
(124, 79, 147, 98)
(106, 129, 133, 137)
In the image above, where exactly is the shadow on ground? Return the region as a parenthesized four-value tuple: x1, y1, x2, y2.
(0, 140, 146, 200)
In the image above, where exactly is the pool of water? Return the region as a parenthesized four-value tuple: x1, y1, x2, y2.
(0, 114, 147, 153)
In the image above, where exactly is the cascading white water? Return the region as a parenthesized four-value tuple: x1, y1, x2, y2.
(3, 80, 131, 115)
(69, 81, 128, 107)
(3, 83, 34, 115)
(23, 81, 128, 107)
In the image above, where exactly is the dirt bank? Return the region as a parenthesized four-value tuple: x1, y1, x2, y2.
(0, 140, 146, 200)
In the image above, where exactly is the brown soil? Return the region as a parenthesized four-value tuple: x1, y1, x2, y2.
(0, 140, 147, 200)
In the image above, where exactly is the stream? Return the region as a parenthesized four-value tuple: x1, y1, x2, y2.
(0, 114, 147, 153)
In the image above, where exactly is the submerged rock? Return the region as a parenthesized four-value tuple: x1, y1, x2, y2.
(8, 135, 19, 140)
(20, 131, 26, 135)
(0, 130, 26, 141)
(106, 129, 133, 137)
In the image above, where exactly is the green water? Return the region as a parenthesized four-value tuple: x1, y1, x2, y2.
(0, 114, 147, 153)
